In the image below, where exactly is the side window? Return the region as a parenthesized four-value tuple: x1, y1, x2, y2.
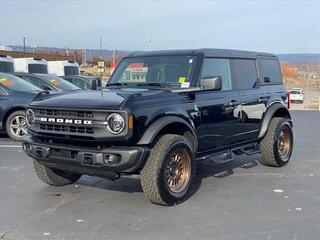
(200, 58, 232, 90)
(233, 59, 258, 90)
(71, 79, 87, 89)
(20, 75, 53, 90)
(259, 59, 283, 84)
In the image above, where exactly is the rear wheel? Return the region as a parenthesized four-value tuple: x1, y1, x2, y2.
(5, 110, 27, 141)
(140, 134, 196, 206)
(260, 117, 293, 167)
(33, 160, 81, 186)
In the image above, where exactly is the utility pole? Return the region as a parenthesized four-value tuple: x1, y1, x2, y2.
(147, 38, 152, 51)
(23, 37, 26, 52)
(111, 42, 115, 69)
(83, 50, 87, 68)
(100, 36, 103, 79)
(100, 36, 103, 58)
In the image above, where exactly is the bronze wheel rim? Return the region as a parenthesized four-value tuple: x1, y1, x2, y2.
(277, 128, 291, 160)
(165, 149, 191, 194)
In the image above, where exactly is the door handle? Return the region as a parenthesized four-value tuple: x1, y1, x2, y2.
(228, 100, 240, 107)
(258, 97, 269, 102)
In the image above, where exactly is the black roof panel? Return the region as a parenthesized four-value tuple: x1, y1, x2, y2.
(130, 48, 276, 59)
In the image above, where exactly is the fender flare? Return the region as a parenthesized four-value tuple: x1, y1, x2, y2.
(258, 102, 291, 139)
(137, 116, 197, 149)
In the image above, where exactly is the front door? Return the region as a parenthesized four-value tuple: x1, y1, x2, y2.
(195, 58, 243, 152)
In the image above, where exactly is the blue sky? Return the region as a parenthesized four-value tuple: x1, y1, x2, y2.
(0, 0, 319, 53)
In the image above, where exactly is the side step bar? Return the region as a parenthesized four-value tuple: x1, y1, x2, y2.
(197, 142, 260, 163)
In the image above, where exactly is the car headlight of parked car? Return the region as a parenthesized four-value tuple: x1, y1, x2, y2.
(106, 113, 125, 134)
(26, 109, 35, 126)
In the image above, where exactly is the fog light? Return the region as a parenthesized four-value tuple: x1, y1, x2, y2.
(103, 154, 120, 165)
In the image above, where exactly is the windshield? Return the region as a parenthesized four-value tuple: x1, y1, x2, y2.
(108, 55, 196, 88)
(0, 73, 41, 92)
(28, 64, 48, 74)
(290, 90, 301, 94)
(0, 61, 14, 73)
(40, 75, 80, 91)
(64, 66, 79, 75)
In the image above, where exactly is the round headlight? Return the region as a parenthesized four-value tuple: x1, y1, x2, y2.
(26, 109, 35, 126)
(106, 113, 125, 134)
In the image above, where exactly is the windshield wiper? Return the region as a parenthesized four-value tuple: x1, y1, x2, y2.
(106, 82, 127, 88)
(136, 83, 168, 88)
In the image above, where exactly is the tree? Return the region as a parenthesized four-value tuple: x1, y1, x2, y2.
(72, 49, 84, 64)
(281, 62, 297, 79)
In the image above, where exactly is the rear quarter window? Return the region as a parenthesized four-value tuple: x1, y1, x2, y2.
(259, 59, 283, 85)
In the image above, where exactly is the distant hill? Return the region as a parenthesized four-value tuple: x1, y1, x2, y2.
(278, 54, 320, 62)
(7, 45, 320, 62)
(8, 45, 130, 59)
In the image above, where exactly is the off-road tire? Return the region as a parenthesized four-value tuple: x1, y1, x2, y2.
(5, 110, 27, 141)
(183, 131, 196, 152)
(33, 160, 81, 186)
(260, 117, 293, 167)
(140, 134, 196, 206)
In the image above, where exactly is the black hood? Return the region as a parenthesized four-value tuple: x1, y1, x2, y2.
(29, 88, 168, 110)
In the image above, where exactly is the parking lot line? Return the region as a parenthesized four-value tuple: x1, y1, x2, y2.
(0, 145, 22, 148)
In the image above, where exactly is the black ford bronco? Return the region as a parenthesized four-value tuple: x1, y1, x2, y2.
(23, 49, 293, 206)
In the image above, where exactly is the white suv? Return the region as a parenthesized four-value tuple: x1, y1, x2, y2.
(290, 88, 304, 103)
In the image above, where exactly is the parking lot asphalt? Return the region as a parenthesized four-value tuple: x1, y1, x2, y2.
(0, 111, 320, 240)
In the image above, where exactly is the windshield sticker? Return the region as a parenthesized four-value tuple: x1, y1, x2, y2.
(2, 81, 13, 86)
(181, 82, 190, 88)
(0, 77, 13, 86)
(0, 77, 8, 83)
(189, 59, 193, 64)
(178, 77, 186, 83)
(49, 79, 61, 86)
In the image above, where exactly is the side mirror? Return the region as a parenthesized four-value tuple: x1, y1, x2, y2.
(91, 79, 98, 90)
(41, 86, 52, 91)
(200, 76, 222, 91)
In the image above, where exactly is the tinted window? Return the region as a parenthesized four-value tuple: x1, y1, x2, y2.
(0, 62, 14, 73)
(69, 78, 88, 89)
(28, 64, 48, 74)
(290, 90, 301, 94)
(0, 73, 41, 92)
(260, 59, 282, 84)
(200, 58, 232, 90)
(109, 56, 196, 88)
(233, 59, 258, 90)
(18, 75, 56, 91)
(40, 75, 80, 91)
(64, 66, 79, 75)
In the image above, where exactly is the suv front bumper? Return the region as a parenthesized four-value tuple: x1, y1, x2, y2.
(23, 135, 148, 178)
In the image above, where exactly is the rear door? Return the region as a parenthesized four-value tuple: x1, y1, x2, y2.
(232, 58, 266, 141)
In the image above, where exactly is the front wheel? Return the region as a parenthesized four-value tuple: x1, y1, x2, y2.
(33, 160, 81, 186)
(5, 110, 28, 141)
(140, 134, 196, 206)
(260, 117, 293, 167)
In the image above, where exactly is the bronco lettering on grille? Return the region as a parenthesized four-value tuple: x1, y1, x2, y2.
(37, 117, 92, 125)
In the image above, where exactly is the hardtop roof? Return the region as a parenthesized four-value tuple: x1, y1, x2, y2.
(130, 48, 277, 59)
